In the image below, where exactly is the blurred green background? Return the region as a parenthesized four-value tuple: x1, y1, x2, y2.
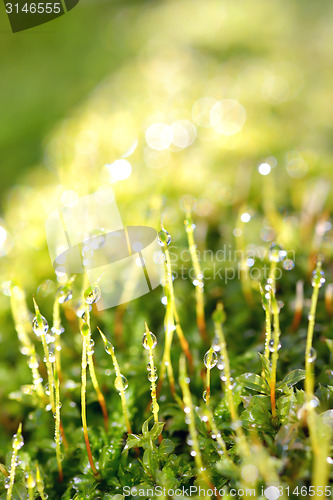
(0, 0, 149, 199)
(1, 0, 333, 201)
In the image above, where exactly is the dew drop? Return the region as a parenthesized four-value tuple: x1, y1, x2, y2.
(184, 220, 196, 233)
(45, 333, 55, 344)
(84, 285, 101, 304)
(204, 349, 218, 369)
(186, 435, 193, 445)
(32, 315, 49, 337)
(202, 390, 207, 402)
(28, 357, 39, 369)
(51, 325, 65, 336)
(308, 347, 317, 363)
(58, 285, 73, 304)
(212, 342, 220, 352)
(142, 331, 157, 350)
(114, 374, 128, 392)
(148, 369, 158, 382)
(157, 228, 171, 247)
(217, 356, 225, 371)
(75, 302, 91, 320)
(269, 243, 287, 263)
(269, 339, 281, 352)
(311, 269, 326, 288)
(283, 259, 295, 270)
(81, 323, 89, 337)
(12, 433, 24, 451)
(104, 341, 114, 356)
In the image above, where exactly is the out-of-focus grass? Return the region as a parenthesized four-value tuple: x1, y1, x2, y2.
(1, 0, 333, 201)
(0, 0, 151, 199)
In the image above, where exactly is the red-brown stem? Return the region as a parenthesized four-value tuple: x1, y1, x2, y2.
(270, 381, 276, 419)
(59, 422, 68, 450)
(325, 284, 333, 317)
(83, 429, 100, 478)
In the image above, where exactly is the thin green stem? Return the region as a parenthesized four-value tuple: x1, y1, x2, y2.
(87, 338, 109, 431)
(82, 280, 109, 431)
(158, 305, 184, 407)
(144, 323, 159, 424)
(27, 481, 34, 500)
(204, 406, 228, 458)
(270, 291, 281, 420)
(33, 298, 66, 478)
(28, 347, 47, 402)
(304, 261, 325, 462)
(179, 356, 211, 488)
(259, 283, 272, 360)
(52, 297, 63, 381)
(203, 347, 216, 407)
(98, 327, 132, 433)
(213, 304, 249, 456)
(205, 365, 211, 407)
(305, 288, 319, 399)
(184, 205, 208, 342)
(41, 334, 55, 411)
(36, 466, 47, 500)
(81, 324, 100, 478)
(54, 372, 63, 482)
(10, 286, 45, 401)
(6, 423, 23, 500)
(33, 298, 55, 412)
(164, 244, 193, 370)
